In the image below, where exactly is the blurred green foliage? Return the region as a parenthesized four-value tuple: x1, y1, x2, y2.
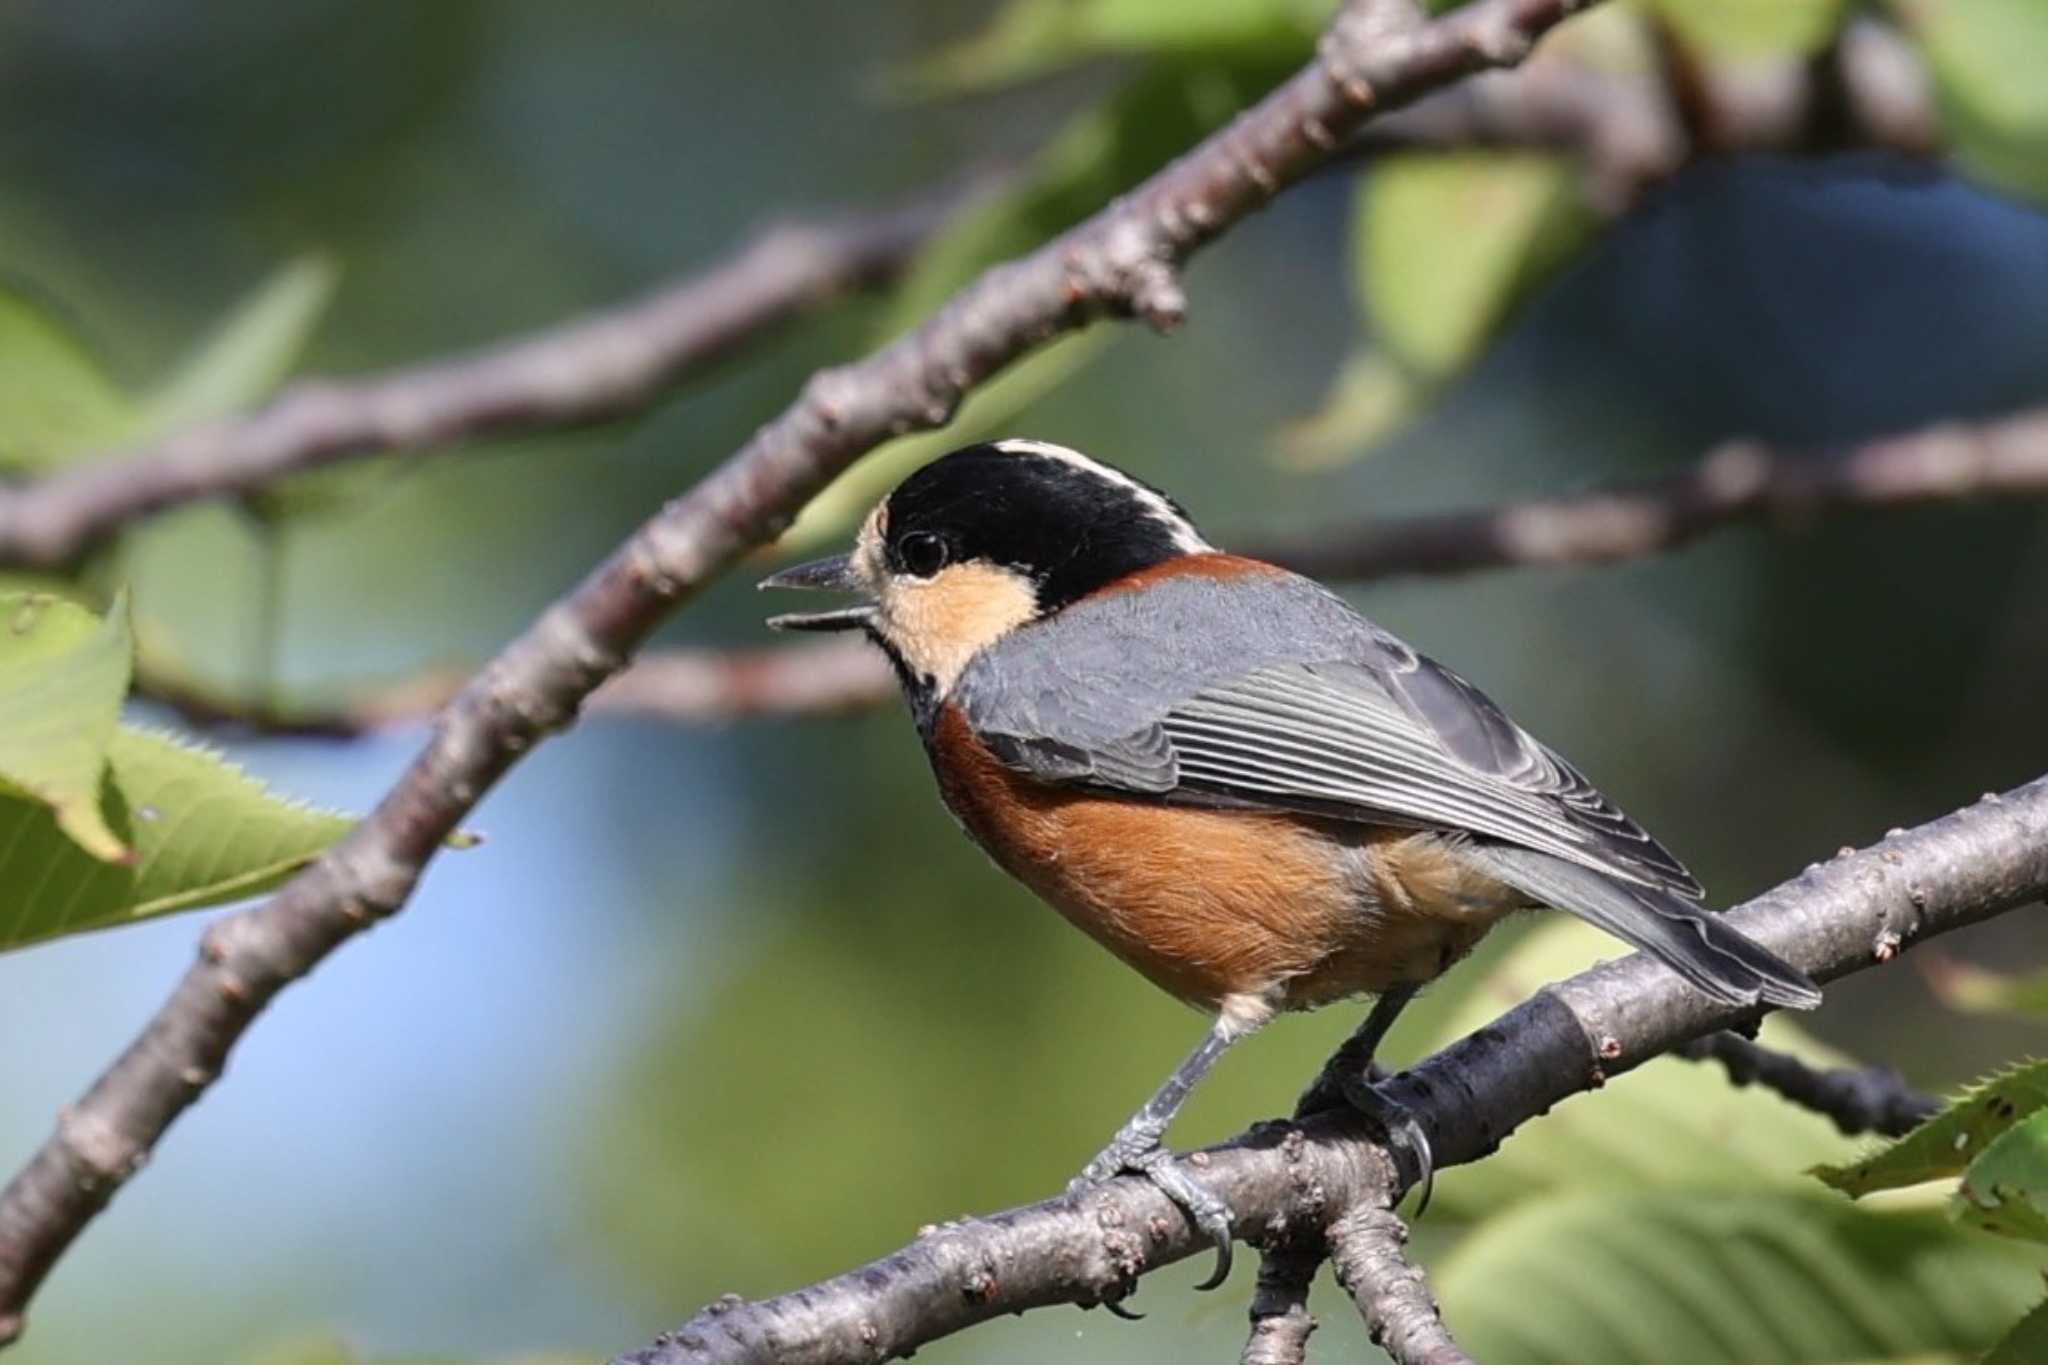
(1, 1, 2047, 1363)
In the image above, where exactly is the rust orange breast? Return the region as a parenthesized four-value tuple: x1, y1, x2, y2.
(926, 704, 1518, 1013)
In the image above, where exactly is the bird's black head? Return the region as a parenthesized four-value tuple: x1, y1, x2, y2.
(879, 439, 1209, 612)
(759, 438, 1211, 700)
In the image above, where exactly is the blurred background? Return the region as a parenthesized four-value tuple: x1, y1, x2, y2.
(0, 2, 2045, 1362)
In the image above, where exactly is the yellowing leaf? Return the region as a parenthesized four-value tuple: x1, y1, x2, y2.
(0, 590, 134, 861)
(0, 724, 354, 951)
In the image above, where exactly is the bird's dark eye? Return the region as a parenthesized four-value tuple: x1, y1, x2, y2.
(895, 530, 951, 578)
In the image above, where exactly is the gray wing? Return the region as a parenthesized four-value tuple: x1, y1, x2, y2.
(955, 569, 1704, 902)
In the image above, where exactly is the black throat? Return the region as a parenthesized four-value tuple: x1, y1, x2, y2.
(867, 626, 943, 735)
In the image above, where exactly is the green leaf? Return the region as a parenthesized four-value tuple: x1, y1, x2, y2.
(778, 331, 1108, 551)
(783, 56, 1290, 547)
(1358, 150, 1596, 380)
(1983, 1299, 2048, 1365)
(904, 0, 1328, 94)
(1958, 1108, 2048, 1243)
(1892, 0, 2048, 203)
(1437, 1189, 2045, 1365)
(1814, 1060, 2048, 1198)
(1405, 920, 1872, 1217)
(141, 254, 339, 433)
(0, 591, 135, 861)
(1270, 347, 1432, 469)
(0, 284, 136, 473)
(1646, 0, 1849, 57)
(0, 724, 354, 952)
(1929, 957, 2048, 1021)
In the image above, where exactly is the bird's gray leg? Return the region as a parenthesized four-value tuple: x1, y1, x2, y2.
(1295, 985, 1437, 1212)
(1070, 1010, 1256, 1300)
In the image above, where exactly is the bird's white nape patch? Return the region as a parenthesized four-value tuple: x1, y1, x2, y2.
(989, 438, 1214, 555)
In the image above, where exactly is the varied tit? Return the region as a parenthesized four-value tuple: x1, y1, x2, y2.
(761, 438, 1820, 1290)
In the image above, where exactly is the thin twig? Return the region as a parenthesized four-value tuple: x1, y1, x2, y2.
(138, 403, 2048, 736)
(1258, 410, 2048, 582)
(0, 180, 981, 570)
(1676, 1031, 1938, 1137)
(1353, 15, 1936, 214)
(609, 777, 2048, 1365)
(1241, 1238, 1324, 1365)
(0, 0, 1611, 1342)
(1328, 1203, 1473, 1365)
(129, 638, 893, 737)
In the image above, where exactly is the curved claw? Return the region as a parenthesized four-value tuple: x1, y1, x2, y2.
(1134, 1150, 1235, 1289)
(1340, 1077, 1436, 1214)
(1067, 1143, 1239, 1303)
(1104, 1297, 1146, 1322)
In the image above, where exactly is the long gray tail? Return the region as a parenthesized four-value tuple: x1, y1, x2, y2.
(1467, 844, 1822, 1010)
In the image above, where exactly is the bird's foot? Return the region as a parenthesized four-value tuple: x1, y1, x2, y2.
(1067, 1122, 1236, 1313)
(1341, 1078, 1436, 1216)
(1297, 1062, 1435, 1214)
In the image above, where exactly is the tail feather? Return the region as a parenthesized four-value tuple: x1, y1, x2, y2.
(1468, 844, 1822, 1010)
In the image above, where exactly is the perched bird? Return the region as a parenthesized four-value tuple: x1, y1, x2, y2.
(761, 438, 1820, 1289)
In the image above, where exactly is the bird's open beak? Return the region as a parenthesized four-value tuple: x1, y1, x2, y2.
(758, 553, 877, 632)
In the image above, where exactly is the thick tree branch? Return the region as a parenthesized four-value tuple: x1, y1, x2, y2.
(0, 0, 1609, 1343)
(611, 776, 2048, 1365)
(1328, 1203, 1473, 1365)
(0, 184, 974, 570)
(1261, 408, 2048, 582)
(1676, 1031, 1938, 1136)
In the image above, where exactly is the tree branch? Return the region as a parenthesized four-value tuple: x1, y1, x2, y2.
(609, 775, 2048, 1365)
(130, 638, 894, 737)
(0, 182, 978, 571)
(0, 0, 1610, 1343)
(1328, 1203, 1473, 1365)
(130, 402, 2048, 736)
(0, 14, 1949, 576)
(1259, 408, 2048, 582)
(1675, 1031, 1939, 1137)
(1355, 15, 1937, 214)
(1240, 1238, 1323, 1365)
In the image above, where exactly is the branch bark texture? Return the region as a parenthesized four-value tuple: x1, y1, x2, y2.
(1240, 1239, 1323, 1365)
(1677, 1031, 1938, 1136)
(0, 0, 1608, 1342)
(1328, 1204, 1473, 1365)
(1260, 409, 2048, 583)
(612, 775, 2048, 1365)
